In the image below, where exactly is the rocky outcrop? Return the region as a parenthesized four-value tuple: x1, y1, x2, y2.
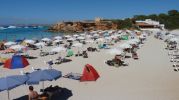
(48, 19, 118, 33)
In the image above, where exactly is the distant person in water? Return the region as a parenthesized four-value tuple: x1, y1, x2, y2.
(28, 86, 39, 100)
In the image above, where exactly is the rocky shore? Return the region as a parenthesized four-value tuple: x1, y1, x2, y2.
(48, 18, 118, 33)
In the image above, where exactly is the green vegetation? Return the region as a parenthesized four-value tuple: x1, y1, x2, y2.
(105, 10, 179, 30)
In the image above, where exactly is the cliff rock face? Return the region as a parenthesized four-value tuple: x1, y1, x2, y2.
(48, 18, 118, 33)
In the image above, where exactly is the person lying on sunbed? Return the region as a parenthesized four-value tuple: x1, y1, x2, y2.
(113, 55, 125, 66)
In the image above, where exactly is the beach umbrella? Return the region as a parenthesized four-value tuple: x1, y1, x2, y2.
(103, 32, 109, 37)
(54, 36, 62, 40)
(96, 38, 104, 42)
(105, 37, 112, 41)
(169, 38, 179, 42)
(165, 34, 174, 40)
(34, 42, 45, 48)
(131, 39, 140, 43)
(93, 33, 99, 37)
(72, 43, 83, 48)
(85, 35, 92, 39)
(107, 48, 123, 55)
(4, 55, 29, 69)
(53, 39, 63, 43)
(64, 35, 71, 38)
(119, 43, 132, 49)
(111, 34, 120, 39)
(80, 33, 85, 36)
(86, 39, 94, 47)
(41, 38, 51, 42)
(77, 36, 85, 40)
(86, 39, 94, 43)
(24, 39, 35, 44)
(127, 40, 138, 45)
(139, 35, 146, 39)
(51, 46, 66, 53)
(67, 37, 75, 42)
(73, 34, 79, 37)
(26, 69, 62, 90)
(9, 45, 26, 51)
(4, 41, 16, 47)
(0, 75, 28, 100)
(72, 43, 83, 53)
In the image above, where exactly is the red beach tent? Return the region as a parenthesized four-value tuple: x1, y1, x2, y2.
(80, 64, 100, 82)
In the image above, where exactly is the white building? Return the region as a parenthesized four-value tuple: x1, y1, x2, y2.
(135, 19, 165, 31)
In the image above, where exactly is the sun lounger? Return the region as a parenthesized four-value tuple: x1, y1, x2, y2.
(23, 55, 37, 59)
(40, 52, 49, 56)
(55, 58, 72, 64)
(63, 73, 81, 80)
(87, 47, 99, 52)
(49, 52, 57, 55)
(75, 53, 83, 57)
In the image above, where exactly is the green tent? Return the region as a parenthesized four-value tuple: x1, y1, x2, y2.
(121, 35, 129, 40)
(66, 49, 74, 57)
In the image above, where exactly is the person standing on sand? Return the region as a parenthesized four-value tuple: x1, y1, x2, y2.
(28, 86, 39, 100)
(47, 59, 53, 69)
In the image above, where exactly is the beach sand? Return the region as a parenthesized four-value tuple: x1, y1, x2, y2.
(0, 34, 179, 100)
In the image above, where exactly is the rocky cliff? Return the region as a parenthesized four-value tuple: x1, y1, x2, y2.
(48, 20, 118, 33)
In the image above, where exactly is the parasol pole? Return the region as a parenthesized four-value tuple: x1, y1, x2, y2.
(7, 90, 10, 100)
(42, 81, 45, 92)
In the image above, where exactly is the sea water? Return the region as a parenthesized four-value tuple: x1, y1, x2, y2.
(0, 26, 63, 41)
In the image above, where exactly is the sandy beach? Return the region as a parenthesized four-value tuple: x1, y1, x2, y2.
(0, 33, 179, 100)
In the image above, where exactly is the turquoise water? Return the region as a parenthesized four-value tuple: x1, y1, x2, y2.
(0, 26, 63, 41)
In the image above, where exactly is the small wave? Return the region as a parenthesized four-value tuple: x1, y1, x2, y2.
(0, 27, 7, 30)
(24, 26, 29, 28)
(8, 25, 17, 29)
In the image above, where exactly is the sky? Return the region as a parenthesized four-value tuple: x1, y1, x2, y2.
(0, 0, 179, 25)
